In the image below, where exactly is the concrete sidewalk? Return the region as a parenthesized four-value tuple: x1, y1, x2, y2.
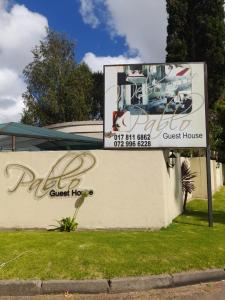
(0, 268, 225, 296)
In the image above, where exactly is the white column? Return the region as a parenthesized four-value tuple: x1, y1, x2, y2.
(125, 85, 131, 105)
(142, 83, 148, 105)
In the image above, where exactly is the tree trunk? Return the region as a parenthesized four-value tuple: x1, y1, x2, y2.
(183, 191, 188, 213)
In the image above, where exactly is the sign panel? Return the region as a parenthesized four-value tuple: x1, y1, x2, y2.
(104, 63, 207, 148)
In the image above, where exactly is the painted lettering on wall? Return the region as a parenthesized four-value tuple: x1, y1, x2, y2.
(5, 152, 96, 199)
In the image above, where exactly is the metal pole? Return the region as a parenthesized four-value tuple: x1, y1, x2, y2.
(204, 63, 213, 227)
(206, 145, 213, 227)
(12, 135, 16, 152)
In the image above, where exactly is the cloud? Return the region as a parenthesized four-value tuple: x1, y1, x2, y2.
(79, 0, 167, 66)
(0, 99, 16, 109)
(0, 68, 26, 122)
(79, 0, 100, 29)
(0, 1, 48, 123)
(105, 0, 167, 62)
(83, 52, 142, 72)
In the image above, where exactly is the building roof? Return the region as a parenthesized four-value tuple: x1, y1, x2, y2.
(46, 120, 103, 129)
(0, 122, 103, 150)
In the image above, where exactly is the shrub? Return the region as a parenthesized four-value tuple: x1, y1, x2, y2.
(50, 191, 90, 232)
(181, 160, 197, 213)
(55, 217, 78, 232)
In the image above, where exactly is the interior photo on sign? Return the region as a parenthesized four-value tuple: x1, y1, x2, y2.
(117, 64, 192, 116)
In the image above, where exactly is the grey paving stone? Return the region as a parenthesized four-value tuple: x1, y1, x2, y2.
(41, 279, 109, 294)
(172, 269, 225, 286)
(0, 280, 42, 296)
(109, 274, 173, 293)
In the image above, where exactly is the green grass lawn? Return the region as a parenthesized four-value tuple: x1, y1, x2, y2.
(0, 187, 225, 280)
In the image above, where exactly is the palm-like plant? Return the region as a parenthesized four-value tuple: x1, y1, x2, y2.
(181, 160, 197, 213)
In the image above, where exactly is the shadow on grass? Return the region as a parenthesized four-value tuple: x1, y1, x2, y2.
(174, 209, 225, 226)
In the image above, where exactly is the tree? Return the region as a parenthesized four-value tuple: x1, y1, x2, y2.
(208, 109, 223, 152)
(181, 160, 196, 213)
(166, 0, 225, 157)
(89, 72, 104, 120)
(21, 30, 93, 126)
(166, 0, 189, 62)
(166, 0, 225, 108)
(214, 91, 225, 161)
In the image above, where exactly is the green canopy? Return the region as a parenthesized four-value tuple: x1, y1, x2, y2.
(0, 122, 103, 150)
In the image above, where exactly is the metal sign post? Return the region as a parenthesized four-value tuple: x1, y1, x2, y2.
(204, 64, 213, 227)
(206, 145, 213, 227)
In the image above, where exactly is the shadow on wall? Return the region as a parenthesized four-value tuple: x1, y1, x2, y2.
(163, 149, 182, 203)
(163, 149, 170, 175)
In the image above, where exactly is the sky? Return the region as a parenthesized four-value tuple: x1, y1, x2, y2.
(0, 0, 167, 123)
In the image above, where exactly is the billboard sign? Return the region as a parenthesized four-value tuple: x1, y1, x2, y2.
(104, 63, 207, 148)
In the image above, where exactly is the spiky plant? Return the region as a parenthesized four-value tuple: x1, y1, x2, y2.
(181, 160, 197, 213)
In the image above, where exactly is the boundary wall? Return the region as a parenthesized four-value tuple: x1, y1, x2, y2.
(190, 157, 223, 198)
(0, 150, 182, 229)
(0, 150, 223, 229)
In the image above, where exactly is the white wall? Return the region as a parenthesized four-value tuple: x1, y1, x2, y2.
(0, 150, 182, 229)
(190, 157, 223, 198)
